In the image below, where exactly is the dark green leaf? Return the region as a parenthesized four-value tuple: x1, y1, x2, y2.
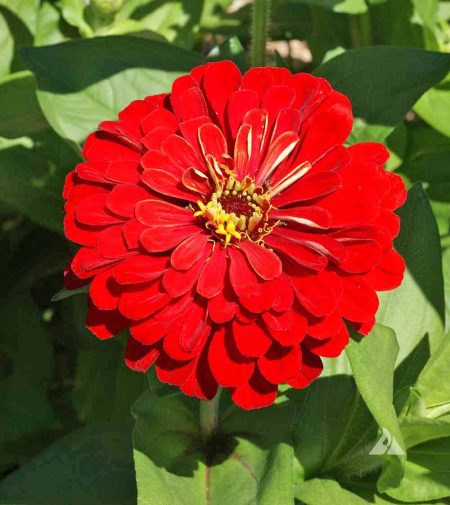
(22, 36, 203, 144)
(0, 423, 136, 505)
(316, 46, 450, 142)
(0, 71, 47, 138)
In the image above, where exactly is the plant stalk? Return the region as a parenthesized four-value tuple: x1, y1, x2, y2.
(250, 0, 272, 67)
(199, 388, 222, 441)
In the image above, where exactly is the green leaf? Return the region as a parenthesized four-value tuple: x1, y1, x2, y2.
(386, 438, 450, 502)
(73, 340, 145, 423)
(0, 130, 80, 232)
(295, 478, 368, 505)
(0, 423, 136, 505)
(377, 184, 445, 370)
(345, 325, 406, 493)
(0, 0, 39, 34)
(133, 391, 294, 505)
(287, 376, 378, 481)
(315, 47, 450, 142)
(0, 11, 14, 77)
(401, 416, 450, 448)
(290, 0, 367, 14)
(444, 248, 450, 331)
(414, 333, 450, 416)
(22, 36, 203, 145)
(51, 285, 88, 302)
(58, 0, 94, 37)
(116, 0, 203, 47)
(415, 76, 450, 138)
(0, 71, 47, 138)
(208, 36, 248, 72)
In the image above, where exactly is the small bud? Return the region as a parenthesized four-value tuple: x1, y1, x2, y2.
(90, 0, 124, 16)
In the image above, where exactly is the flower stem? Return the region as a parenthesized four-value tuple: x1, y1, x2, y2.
(200, 388, 222, 441)
(250, 0, 272, 67)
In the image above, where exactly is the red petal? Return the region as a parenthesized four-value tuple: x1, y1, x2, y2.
(208, 328, 254, 387)
(89, 271, 120, 311)
(339, 275, 379, 323)
(118, 281, 169, 320)
(239, 240, 282, 280)
(85, 304, 128, 340)
(170, 232, 210, 270)
(140, 225, 200, 253)
(162, 246, 211, 297)
(135, 199, 193, 227)
(288, 346, 323, 389)
(112, 255, 168, 284)
(258, 343, 301, 384)
(228, 247, 259, 297)
(363, 249, 405, 291)
(262, 310, 307, 346)
(75, 194, 124, 226)
(141, 168, 197, 202)
(338, 239, 383, 274)
(306, 322, 349, 358)
(196, 246, 227, 299)
(106, 160, 141, 185)
(232, 320, 272, 358)
(208, 285, 238, 323)
(230, 368, 278, 409)
(289, 270, 339, 317)
(265, 235, 327, 271)
(227, 89, 259, 138)
(97, 226, 133, 259)
(130, 318, 166, 345)
(140, 108, 178, 135)
(125, 338, 159, 373)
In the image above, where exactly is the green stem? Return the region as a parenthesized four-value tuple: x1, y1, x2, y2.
(199, 388, 222, 441)
(250, 0, 272, 67)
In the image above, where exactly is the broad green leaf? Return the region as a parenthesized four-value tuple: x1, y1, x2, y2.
(287, 376, 379, 482)
(133, 391, 294, 505)
(0, 0, 39, 34)
(0, 130, 80, 232)
(0, 291, 55, 469)
(345, 325, 405, 493)
(58, 0, 94, 37)
(377, 184, 445, 370)
(401, 416, 450, 448)
(34, 1, 72, 46)
(73, 340, 145, 423)
(415, 76, 450, 138)
(290, 0, 367, 14)
(386, 438, 450, 502)
(295, 478, 368, 505)
(0, 71, 47, 138)
(316, 47, 450, 142)
(414, 333, 450, 416)
(0, 12, 14, 77)
(22, 36, 203, 144)
(444, 248, 450, 330)
(0, 423, 136, 505)
(116, 0, 203, 47)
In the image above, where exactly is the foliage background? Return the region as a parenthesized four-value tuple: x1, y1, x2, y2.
(0, 0, 450, 504)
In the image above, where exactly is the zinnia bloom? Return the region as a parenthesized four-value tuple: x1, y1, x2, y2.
(63, 61, 406, 409)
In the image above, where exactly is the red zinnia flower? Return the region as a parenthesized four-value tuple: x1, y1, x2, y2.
(63, 61, 406, 409)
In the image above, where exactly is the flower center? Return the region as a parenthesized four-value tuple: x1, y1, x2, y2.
(194, 175, 274, 245)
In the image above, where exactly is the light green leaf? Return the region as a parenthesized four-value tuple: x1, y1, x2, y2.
(386, 438, 450, 502)
(22, 36, 203, 144)
(415, 76, 450, 138)
(0, 0, 39, 34)
(0, 71, 47, 138)
(116, 0, 203, 47)
(316, 47, 450, 142)
(290, 0, 367, 14)
(444, 248, 450, 331)
(34, 1, 71, 46)
(414, 333, 450, 416)
(0, 11, 14, 77)
(295, 478, 368, 505)
(346, 325, 406, 493)
(133, 391, 294, 505)
(58, 0, 94, 37)
(377, 184, 445, 371)
(0, 424, 136, 505)
(401, 416, 450, 448)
